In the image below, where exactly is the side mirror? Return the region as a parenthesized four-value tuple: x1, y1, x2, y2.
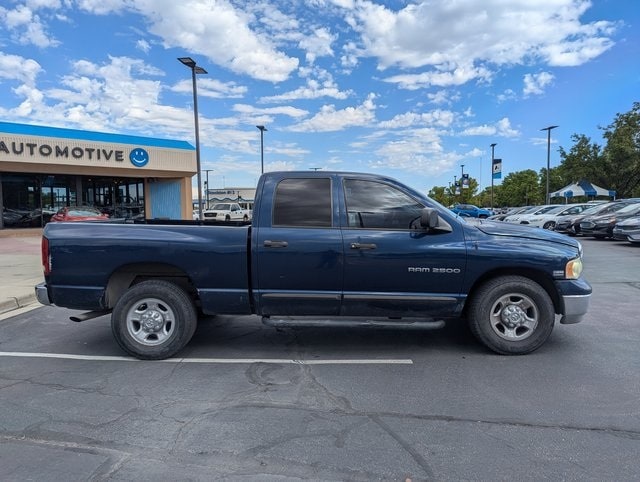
(420, 208, 439, 229)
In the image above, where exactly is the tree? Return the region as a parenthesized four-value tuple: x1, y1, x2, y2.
(557, 134, 604, 186)
(539, 166, 566, 202)
(427, 186, 449, 205)
(601, 102, 640, 198)
(494, 170, 540, 207)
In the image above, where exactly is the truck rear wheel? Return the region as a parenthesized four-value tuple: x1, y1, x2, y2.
(111, 280, 197, 360)
(468, 276, 555, 355)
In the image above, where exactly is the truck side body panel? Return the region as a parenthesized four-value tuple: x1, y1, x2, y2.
(45, 222, 251, 313)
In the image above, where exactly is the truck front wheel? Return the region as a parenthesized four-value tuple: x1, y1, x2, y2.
(111, 280, 197, 360)
(468, 276, 555, 355)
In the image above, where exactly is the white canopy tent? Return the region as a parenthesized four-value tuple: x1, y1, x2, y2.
(550, 180, 616, 200)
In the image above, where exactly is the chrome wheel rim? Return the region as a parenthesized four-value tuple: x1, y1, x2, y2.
(490, 293, 539, 341)
(126, 297, 175, 346)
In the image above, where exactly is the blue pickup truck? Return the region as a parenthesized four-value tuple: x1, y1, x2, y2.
(36, 171, 591, 359)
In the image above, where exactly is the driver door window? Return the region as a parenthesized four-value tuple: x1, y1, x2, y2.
(344, 179, 423, 230)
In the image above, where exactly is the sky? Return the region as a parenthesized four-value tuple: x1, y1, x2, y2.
(0, 0, 638, 195)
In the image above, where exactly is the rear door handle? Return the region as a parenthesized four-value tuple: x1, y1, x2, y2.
(350, 243, 377, 250)
(264, 240, 289, 248)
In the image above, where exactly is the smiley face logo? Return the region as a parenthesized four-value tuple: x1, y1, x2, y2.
(130, 148, 149, 167)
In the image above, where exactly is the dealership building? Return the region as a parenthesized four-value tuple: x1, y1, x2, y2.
(0, 121, 196, 229)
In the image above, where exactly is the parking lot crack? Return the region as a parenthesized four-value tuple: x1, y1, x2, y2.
(370, 414, 436, 480)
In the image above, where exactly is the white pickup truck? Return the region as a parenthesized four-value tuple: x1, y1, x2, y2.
(202, 202, 251, 221)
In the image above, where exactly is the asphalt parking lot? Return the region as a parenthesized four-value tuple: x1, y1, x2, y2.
(0, 238, 639, 481)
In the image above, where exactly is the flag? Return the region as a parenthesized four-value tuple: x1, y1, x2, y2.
(492, 158, 502, 179)
(462, 173, 469, 189)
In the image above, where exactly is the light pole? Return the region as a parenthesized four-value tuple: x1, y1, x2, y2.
(541, 125, 558, 204)
(203, 169, 214, 209)
(490, 143, 497, 210)
(256, 125, 267, 174)
(178, 56, 207, 220)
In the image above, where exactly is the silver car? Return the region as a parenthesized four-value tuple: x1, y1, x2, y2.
(612, 215, 640, 244)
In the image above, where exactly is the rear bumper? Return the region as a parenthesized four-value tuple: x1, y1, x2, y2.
(35, 283, 51, 305)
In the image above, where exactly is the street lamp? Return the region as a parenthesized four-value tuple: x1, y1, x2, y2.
(490, 143, 497, 210)
(541, 125, 558, 204)
(256, 125, 267, 174)
(178, 56, 207, 220)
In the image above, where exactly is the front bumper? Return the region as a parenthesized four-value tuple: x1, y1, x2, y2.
(35, 283, 51, 305)
(560, 294, 591, 324)
(555, 278, 592, 324)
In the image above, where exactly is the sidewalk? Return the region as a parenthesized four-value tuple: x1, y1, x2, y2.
(0, 228, 43, 315)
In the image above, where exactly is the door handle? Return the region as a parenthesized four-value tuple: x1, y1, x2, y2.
(350, 242, 377, 250)
(264, 240, 288, 248)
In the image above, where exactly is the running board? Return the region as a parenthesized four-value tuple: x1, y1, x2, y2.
(262, 316, 445, 330)
(70, 310, 112, 323)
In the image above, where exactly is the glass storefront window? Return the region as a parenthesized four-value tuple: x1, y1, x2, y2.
(1, 173, 145, 228)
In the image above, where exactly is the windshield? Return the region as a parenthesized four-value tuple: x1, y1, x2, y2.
(579, 203, 613, 216)
(211, 203, 230, 210)
(67, 207, 103, 216)
(617, 202, 640, 214)
(544, 206, 567, 215)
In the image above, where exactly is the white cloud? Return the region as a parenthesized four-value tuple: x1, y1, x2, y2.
(378, 109, 454, 129)
(384, 64, 492, 90)
(461, 117, 520, 138)
(1, 4, 59, 47)
(289, 93, 376, 132)
(427, 90, 460, 106)
(523, 71, 555, 96)
(346, 0, 616, 88)
(497, 89, 517, 103)
(136, 39, 151, 54)
(172, 78, 248, 99)
(139, 0, 298, 82)
(298, 27, 336, 64)
(232, 104, 308, 119)
(260, 70, 351, 103)
(0, 52, 42, 85)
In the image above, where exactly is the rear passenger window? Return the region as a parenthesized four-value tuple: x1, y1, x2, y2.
(273, 178, 332, 227)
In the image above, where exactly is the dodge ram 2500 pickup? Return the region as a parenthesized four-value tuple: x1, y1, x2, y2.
(36, 171, 592, 359)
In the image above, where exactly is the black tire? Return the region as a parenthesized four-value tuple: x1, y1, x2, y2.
(543, 221, 556, 230)
(225, 215, 231, 221)
(111, 280, 197, 360)
(467, 276, 555, 355)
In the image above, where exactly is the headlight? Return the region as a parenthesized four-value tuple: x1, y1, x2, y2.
(565, 258, 583, 279)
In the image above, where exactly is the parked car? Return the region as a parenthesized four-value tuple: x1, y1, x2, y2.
(612, 215, 640, 244)
(523, 204, 591, 230)
(503, 205, 562, 224)
(14, 208, 56, 227)
(50, 206, 110, 222)
(487, 206, 532, 222)
(2, 207, 24, 227)
(450, 204, 493, 218)
(554, 201, 629, 236)
(202, 202, 251, 221)
(579, 202, 640, 239)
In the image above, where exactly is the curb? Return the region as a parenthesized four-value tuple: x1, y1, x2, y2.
(0, 293, 38, 315)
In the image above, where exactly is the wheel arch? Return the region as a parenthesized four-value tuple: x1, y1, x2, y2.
(463, 268, 560, 317)
(105, 262, 197, 309)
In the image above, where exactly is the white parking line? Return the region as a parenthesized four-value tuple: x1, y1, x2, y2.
(0, 351, 413, 365)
